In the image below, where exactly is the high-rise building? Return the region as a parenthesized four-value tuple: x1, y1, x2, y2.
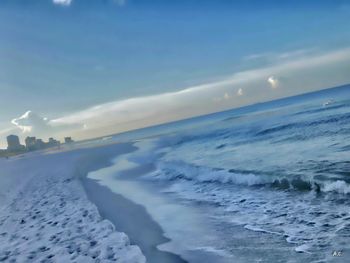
(7, 135, 24, 152)
(35, 139, 45, 149)
(48, 137, 60, 147)
(64, 137, 74, 144)
(25, 136, 37, 151)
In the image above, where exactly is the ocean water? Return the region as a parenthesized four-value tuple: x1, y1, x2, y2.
(101, 85, 350, 262)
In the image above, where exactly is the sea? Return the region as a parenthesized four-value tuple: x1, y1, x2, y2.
(88, 84, 350, 263)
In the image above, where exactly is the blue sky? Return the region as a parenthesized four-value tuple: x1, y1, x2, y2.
(1, 0, 350, 147)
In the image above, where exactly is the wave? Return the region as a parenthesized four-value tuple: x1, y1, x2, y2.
(145, 160, 350, 195)
(146, 161, 269, 186)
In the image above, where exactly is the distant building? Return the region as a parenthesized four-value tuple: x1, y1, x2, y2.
(35, 139, 45, 149)
(1, 134, 64, 158)
(64, 137, 74, 144)
(25, 136, 37, 151)
(24, 136, 61, 152)
(7, 135, 25, 152)
(48, 137, 60, 147)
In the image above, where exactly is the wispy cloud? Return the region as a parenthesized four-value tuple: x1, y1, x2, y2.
(244, 48, 316, 62)
(10, 111, 82, 140)
(277, 49, 313, 59)
(12, 111, 50, 133)
(52, 0, 72, 6)
(52, 0, 127, 7)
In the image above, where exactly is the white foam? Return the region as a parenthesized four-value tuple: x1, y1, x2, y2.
(145, 164, 350, 260)
(193, 246, 233, 258)
(244, 225, 283, 236)
(322, 180, 350, 194)
(295, 243, 312, 254)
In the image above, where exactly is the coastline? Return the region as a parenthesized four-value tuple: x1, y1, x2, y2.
(79, 142, 187, 263)
(0, 142, 146, 262)
(83, 140, 236, 263)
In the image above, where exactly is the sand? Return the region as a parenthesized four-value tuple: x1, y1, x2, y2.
(0, 143, 146, 263)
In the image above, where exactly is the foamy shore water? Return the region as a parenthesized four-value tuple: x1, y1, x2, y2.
(0, 143, 146, 263)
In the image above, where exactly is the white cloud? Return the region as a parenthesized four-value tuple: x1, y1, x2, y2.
(11, 111, 50, 133)
(53, 0, 72, 6)
(277, 49, 313, 59)
(11, 111, 83, 141)
(244, 48, 316, 63)
(52, 0, 127, 7)
(237, 88, 243, 96)
(267, 76, 279, 89)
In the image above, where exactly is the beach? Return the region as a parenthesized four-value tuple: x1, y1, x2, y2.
(0, 143, 149, 263)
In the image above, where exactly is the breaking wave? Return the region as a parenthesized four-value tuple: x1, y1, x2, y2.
(145, 160, 350, 195)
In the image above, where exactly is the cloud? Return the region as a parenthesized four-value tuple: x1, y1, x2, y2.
(267, 76, 279, 89)
(51, 0, 127, 7)
(52, 0, 72, 6)
(277, 49, 313, 60)
(11, 111, 83, 140)
(237, 88, 243, 96)
(244, 48, 315, 62)
(11, 111, 50, 133)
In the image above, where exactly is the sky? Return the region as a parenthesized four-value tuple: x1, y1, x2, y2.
(1, 0, 350, 148)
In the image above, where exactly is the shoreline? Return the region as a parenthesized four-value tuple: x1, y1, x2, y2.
(80, 142, 187, 263)
(0, 142, 146, 262)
